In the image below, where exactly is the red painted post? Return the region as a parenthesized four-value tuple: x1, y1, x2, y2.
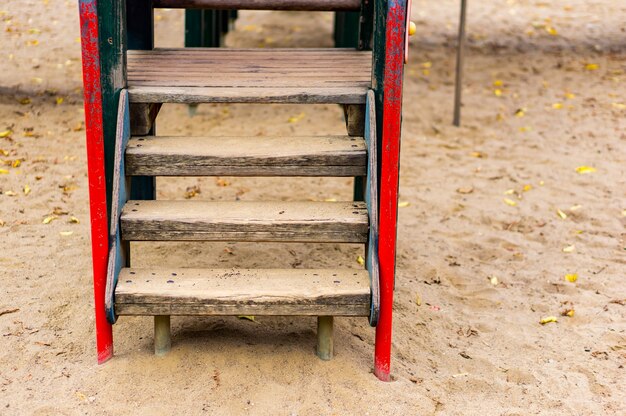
(374, 0, 406, 381)
(79, 0, 114, 364)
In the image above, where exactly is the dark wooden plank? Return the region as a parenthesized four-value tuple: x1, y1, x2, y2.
(343, 104, 365, 136)
(104, 90, 131, 324)
(121, 200, 369, 243)
(115, 268, 370, 316)
(128, 86, 368, 104)
(129, 103, 161, 136)
(154, 0, 361, 11)
(125, 135, 366, 177)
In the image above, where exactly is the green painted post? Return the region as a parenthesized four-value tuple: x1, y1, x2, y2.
(97, 0, 127, 226)
(126, 0, 156, 201)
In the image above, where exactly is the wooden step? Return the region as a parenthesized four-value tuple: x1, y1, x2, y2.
(115, 268, 370, 316)
(121, 201, 369, 243)
(125, 135, 367, 177)
(127, 48, 372, 104)
(153, 0, 361, 12)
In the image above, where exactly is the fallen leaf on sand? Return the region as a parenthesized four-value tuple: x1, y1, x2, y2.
(565, 273, 578, 283)
(0, 168, 8, 174)
(456, 187, 474, 194)
(523, 184, 532, 192)
(69, 216, 80, 224)
(184, 185, 201, 199)
(584, 63, 599, 71)
(539, 316, 558, 325)
(23, 185, 30, 195)
(398, 201, 410, 207)
(59, 231, 73, 236)
(415, 293, 422, 306)
(237, 315, 255, 322)
(575, 166, 596, 174)
(0, 130, 12, 138)
(557, 209, 568, 219)
(514, 108, 526, 117)
(489, 276, 499, 286)
(42, 216, 57, 224)
(287, 112, 305, 123)
(561, 309, 575, 317)
(562, 245, 575, 253)
(4, 191, 16, 196)
(356, 255, 365, 266)
(552, 103, 563, 109)
(503, 198, 517, 207)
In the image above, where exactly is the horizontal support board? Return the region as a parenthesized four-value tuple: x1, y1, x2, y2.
(116, 268, 370, 316)
(153, 0, 361, 11)
(121, 200, 369, 243)
(126, 135, 367, 177)
(127, 48, 371, 104)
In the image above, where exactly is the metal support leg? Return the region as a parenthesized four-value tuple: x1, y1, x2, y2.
(154, 315, 171, 356)
(316, 316, 334, 360)
(453, 0, 467, 127)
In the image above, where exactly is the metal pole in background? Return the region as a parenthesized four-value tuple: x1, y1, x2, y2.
(453, 0, 467, 127)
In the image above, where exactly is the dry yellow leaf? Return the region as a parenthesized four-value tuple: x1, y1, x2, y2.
(398, 201, 410, 207)
(55, 97, 64, 105)
(504, 189, 515, 195)
(523, 184, 533, 192)
(69, 216, 80, 224)
(562, 245, 575, 253)
(489, 276, 499, 286)
(622, 209, 626, 217)
(562, 309, 575, 317)
(0, 130, 12, 138)
(575, 166, 596, 174)
(23, 185, 31, 195)
(324, 198, 337, 202)
(4, 191, 16, 196)
(493, 80, 503, 87)
(564, 92, 576, 100)
(421, 61, 432, 69)
(546, 26, 558, 36)
(237, 315, 255, 322)
(11, 159, 20, 168)
(611, 103, 626, 110)
(356, 255, 365, 266)
(565, 273, 578, 283)
(42, 215, 57, 224)
(494, 89, 503, 97)
(519, 126, 531, 133)
(415, 293, 421, 306)
(585, 63, 599, 71)
(0, 150, 7, 156)
(539, 180, 545, 186)
(287, 112, 305, 123)
(456, 187, 474, 194)
(569, 204, 582, 211)
(539, 316, 558, 325)
(557, 209, 568, 219)
(59, 231, 73, 237)
(552, 102, 563, 109)
(0, 168, 8, 174)
(514, 108, 526, 117)
(503, 198, 517, 207)
(19, 98, 31, 105)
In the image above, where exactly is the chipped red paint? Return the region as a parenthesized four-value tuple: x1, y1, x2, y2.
(79, 0, 113, 364)
(374, 0, 406, 381)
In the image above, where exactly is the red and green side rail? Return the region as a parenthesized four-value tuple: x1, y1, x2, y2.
(78, 0, 406, 381)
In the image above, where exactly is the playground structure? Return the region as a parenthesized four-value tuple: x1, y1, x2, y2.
(79, 0, 408, 381)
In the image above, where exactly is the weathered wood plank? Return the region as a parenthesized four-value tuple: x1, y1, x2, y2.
(343, 104, 365, 136)
(115, 268, 370, 316)
(125, 135, 366, 177)
(127, 49, 371, 104)
(154, 0, 361, 11)
(129, 103, 161, 136)
(121, 201, 369, 243)
(128, 87, 367, 104)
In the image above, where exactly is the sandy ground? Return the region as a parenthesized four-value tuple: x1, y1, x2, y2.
(0, 0, 625, 414)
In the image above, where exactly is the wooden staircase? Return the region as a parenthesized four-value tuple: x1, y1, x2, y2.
(104, 48, 379, 359)
(79, 0, 406, 379)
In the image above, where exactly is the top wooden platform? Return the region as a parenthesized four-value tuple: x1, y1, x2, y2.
(127, 48, 372, 104)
